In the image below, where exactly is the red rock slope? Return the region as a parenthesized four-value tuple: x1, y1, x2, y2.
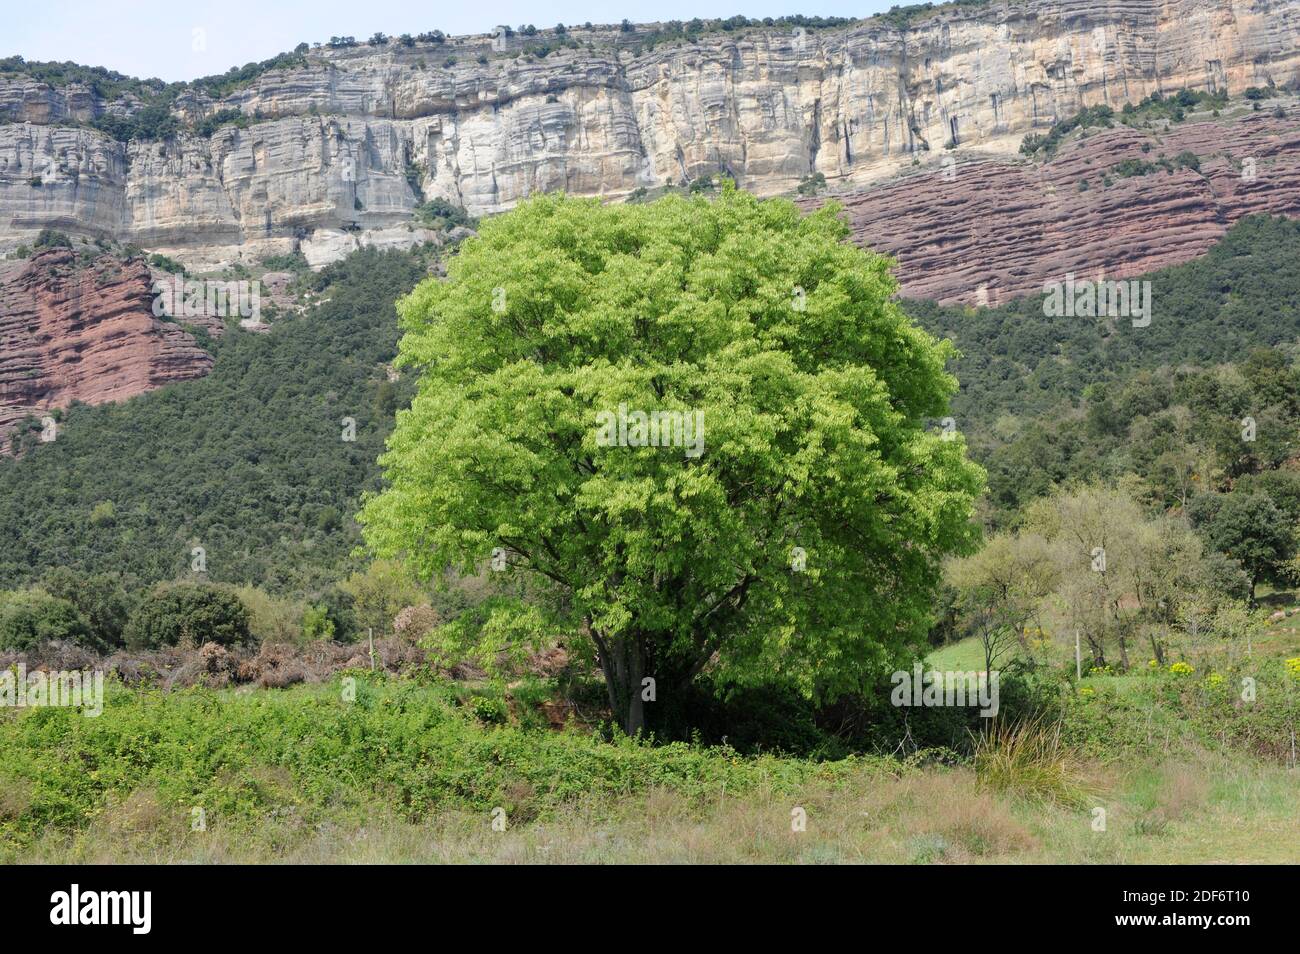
(0, 247, 212, 446)
(823, 107, 1300, 307)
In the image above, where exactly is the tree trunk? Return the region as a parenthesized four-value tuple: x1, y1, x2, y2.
(596, 632, 647, 737)
(626, 642, 645, 736)
(1150, 631, 1166, 667)
(1085, 632, 1106, 669)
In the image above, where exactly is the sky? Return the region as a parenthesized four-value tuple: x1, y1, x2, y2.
(6, 0, 901, 83)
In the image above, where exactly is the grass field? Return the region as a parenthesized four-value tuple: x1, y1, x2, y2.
(7, 742, 1296, 864)
(926, 637, 990, 672)
(1, 666, 1296, 864)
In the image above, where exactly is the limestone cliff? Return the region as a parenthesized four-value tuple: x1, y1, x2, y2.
(2, 0, 1298, 269)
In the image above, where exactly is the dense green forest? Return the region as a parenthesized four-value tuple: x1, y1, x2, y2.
(910, 215, 1300, 522)
(0, 247, 426, 595)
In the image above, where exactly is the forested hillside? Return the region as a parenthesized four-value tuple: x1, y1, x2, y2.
(0, 214, 1294, 623)
(0, 247, 427, 594)
(912, 215, 1300, 522)
(2, 215, 1299, 603)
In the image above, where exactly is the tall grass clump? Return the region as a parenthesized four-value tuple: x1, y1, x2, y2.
(973, 715, 1094, 807)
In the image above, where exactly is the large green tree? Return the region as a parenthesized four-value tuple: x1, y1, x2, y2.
(1191, 490, 1295, 603)
(360, 188, 984, 734)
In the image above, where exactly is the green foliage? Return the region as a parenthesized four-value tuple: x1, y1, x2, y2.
(1063, 660, 1300, 762)
(906, 216, 1300, 522)
(974, 714, 1092, 806)
(1120, 88, 1228, 125)
(0, 51, 305, 143)
(231, 585, 308, 645)
(191, 108, 250, 138)
(122, 582, 251, 649)
(413, 198, 474, 230)
(360, 188, 985, 733)
(0, 55, 170, 103)
(796, 172, 827, 196)
(0, 245, 430, 594)
(338, 559, 423, 638)
(1189, 491, 1295, 600)
(1109, 152, 1201, 180)
(0, 678, 889, 844)
(1020, 104, 1115, 156)
(1022, 90, 1229, 157)
(874, 1, 989, 31)
(146, 251, 187, 275)
(34, 229, 72, 249)
(257, 249, 310, 274)
(0, 589, 91, 651)
(301, 604, 336, 641)
(88, 103, 179, 142)
(626, 14, 856, 53)
(39, 568, 134, 650)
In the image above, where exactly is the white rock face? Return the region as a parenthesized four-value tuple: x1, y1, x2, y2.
(2, 0, 1298, 267)
(300, 226, 442, 268)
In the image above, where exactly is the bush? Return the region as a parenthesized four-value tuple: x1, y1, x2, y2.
(123, 582, 251, 649)
(0, 589, 91, 651)
(232, 585, 307, 645)
(191, 107, 249, 138)
(39, 568, 133, 650)
(34, 229, 72, 249)
(413, 198, 473, 230)
(797, 172, 826, 196)
(0, 678, 885, 842)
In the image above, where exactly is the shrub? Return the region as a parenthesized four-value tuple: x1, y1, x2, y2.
(797, 171, 826, 196)
(123, 582, 251, 649)
(0, 589, 92, 651)
(39, 568, 133, 650)
(34, 229, 72, 249)
(413, 197, 473, 229)
(191, 107, 249, 138)
(146, 251, 186, 274)
(232, 585, 308, 645)
(301, 604, 335, 641)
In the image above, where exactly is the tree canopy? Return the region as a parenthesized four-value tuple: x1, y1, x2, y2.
(360, 188, 985, 733)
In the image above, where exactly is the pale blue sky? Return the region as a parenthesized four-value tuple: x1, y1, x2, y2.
(7, 1, 899, 82)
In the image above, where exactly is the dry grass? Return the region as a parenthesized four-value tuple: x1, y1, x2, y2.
(14, 751, 1293, 865)
(0, 776, 33, 824)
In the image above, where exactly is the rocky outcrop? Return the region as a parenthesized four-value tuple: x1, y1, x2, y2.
(2, 0, 1298, 268)
(822, 104, 1300, 304)
(0, 248, 213, 446)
